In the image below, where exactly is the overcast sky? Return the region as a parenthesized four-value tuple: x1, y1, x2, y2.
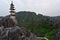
(0, 0, 60, 16)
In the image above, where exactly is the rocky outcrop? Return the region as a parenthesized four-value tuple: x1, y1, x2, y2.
(0, 17, 48, 40)
(53, 29, 60, 40)
(0, 17, 37, 40)
(36, 37, 48, 40)
(0, 26, 37, 40)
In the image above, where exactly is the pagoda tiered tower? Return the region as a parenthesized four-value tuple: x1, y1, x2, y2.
(9, 1, 18, 26)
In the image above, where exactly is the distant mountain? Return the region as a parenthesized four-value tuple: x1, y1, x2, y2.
(52, 16, 60, 20)
(15, 11, 60, 40)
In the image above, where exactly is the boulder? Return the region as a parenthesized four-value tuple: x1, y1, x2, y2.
(0, 26, 37, 40)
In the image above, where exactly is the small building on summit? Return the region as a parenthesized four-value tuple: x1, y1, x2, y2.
(0, 1, 18, 27)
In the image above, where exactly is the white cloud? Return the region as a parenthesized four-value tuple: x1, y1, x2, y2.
(0, 0, 60, 16)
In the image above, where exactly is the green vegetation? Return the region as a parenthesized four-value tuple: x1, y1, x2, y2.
(16, 11, 60, 40)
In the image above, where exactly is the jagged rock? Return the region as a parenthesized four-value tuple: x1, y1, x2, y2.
(0, 16, 38, 40)
(0, 16, 48, 40)
(36, 37, 48, 40)
(0, 26, 38, 40)
(53, 29, 60, 40)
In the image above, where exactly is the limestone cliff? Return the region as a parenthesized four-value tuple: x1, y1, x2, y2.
(0, 26, 38, 40)
(0, 17, 48, 40)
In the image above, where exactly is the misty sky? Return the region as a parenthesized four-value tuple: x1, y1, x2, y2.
(0, 0, 60, 16)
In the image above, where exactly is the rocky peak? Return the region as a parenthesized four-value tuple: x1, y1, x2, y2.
(0, 26, 38, 40)
(0, 16, 48, 40)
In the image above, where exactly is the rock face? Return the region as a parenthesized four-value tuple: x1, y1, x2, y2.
(0, 17, 48, 40)
(53, 29, 60, 40)
(0, 26, 37, 40)
(0, 17, 16, 27)
(0, 17, 37, 40)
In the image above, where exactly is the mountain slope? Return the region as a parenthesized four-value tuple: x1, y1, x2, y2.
(16, 11, 60, 40)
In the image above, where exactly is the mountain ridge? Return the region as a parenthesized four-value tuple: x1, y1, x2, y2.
(15, 11, 60, 40)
